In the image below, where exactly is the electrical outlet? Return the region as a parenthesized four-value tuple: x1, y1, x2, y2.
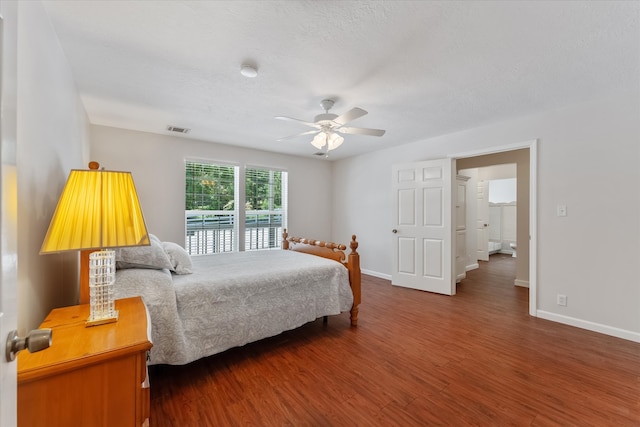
(557, 294, 567, 306)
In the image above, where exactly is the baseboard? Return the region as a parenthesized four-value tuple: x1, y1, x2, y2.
(536, 310, 640, 343)
(466, 263, 479, 272)
(514, 279, 529, 288)
(361, 269, 391, 280)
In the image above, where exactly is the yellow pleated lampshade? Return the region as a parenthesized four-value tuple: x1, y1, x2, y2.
(40, 167, 149, 253)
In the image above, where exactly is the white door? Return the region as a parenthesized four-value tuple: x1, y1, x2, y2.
(392, 159, 456, 295)
(455, 176, 469, 282)
(476, 179, 489, 262)
(0, 8, 19, 426)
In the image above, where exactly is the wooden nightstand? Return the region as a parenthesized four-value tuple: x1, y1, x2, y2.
(18, 296, 153, 427)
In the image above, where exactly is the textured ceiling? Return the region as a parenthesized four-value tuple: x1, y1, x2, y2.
(42, 1, 640, 160)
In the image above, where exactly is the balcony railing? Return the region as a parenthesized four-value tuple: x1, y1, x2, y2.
(185, 210, 283, 255)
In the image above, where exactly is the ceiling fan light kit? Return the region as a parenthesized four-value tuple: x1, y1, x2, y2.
(276, 99, 386, 154)
(311, 132, 344, 151)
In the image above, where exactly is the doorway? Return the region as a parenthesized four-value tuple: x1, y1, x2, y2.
(455, 141, 537, 316)
(390, 141, 537, 315)
(459, 166, 518, 265)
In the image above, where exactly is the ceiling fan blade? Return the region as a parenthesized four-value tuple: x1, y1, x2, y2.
(338, 127, 386, 137)
(277, 129, 320, 141)
(274, 116, 320, 128)
(332, 107, 367, 125)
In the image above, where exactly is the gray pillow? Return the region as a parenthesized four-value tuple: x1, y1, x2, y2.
(162, 241, 193, 275)
(116, 236, 173, 270)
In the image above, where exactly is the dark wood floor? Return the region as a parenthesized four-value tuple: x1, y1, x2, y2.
(149, 254, 640, 426)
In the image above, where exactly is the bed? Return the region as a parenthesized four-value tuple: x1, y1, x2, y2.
(110, 230, 361, 365)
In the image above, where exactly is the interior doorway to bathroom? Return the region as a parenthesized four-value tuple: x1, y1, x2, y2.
(477, 167, 517, 262)
(488, 177, 518, 258)
(456, 148, 531, 293)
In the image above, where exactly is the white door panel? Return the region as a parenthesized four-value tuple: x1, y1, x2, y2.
(423, 187, 442, 225)
(398, 238, 416, 274)
(392, 159, 455, 295)
(424, 239, 443, 278)
(476, 180, 489, 261)
(398, 189, 416, 225)
(489, 205, 502, 241)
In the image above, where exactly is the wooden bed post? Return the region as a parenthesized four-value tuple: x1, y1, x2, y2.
(347, 235, 361, 326)
(282, 229, 361, 327)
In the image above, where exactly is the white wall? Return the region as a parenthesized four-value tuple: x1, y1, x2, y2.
(16, 1, 90, 331)
(332, 90, 640, 340)
(90, 125, 335, 247)
(480, 164, 517, 181)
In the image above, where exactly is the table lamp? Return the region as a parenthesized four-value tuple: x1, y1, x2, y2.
(40, 162, 149, 326)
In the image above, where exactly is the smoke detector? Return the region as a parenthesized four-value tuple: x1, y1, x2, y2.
(240, 64, 258, 78)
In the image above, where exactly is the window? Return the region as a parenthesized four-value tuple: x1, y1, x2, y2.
(245, 167, 287, 251)
(185, 160, 287, 255)
(185, 161, 238, 254)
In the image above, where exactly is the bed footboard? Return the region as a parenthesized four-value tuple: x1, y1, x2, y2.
(283, 229, 361, 326)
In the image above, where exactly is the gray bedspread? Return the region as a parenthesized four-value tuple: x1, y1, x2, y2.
(115, 250, 353, 365)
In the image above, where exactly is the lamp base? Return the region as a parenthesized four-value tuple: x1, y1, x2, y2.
(85, 311, 119, 327)
(87, 249, 118, 327)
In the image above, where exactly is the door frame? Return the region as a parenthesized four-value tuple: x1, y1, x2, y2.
(450, 139, 538, 317)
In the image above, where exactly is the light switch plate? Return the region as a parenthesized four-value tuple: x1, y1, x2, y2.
(557, 205, 567, 217)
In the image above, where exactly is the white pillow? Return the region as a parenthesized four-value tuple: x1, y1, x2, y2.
(162, 241, 193, 275)
(116, 237, 173, 270)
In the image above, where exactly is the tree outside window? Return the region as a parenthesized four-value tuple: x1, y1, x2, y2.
(185, 161, 287, 255)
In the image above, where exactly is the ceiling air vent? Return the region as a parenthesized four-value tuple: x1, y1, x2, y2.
(167, 125, 190, 134)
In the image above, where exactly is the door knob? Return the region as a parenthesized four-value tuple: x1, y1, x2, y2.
(5, 328, 52, 362)
(392, 229, 398, 233)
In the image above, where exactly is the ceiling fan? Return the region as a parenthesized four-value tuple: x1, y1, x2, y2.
(275, 99, 386, 152)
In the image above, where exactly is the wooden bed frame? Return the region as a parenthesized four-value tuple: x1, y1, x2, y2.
(282, 229, 361, 326)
